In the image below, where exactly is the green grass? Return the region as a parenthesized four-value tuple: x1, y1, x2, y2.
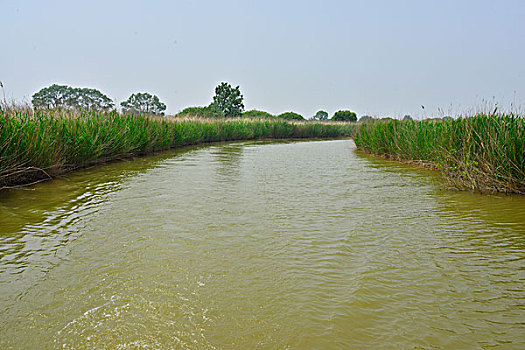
(354, 115, 525, 194)
(0, 109, 355, 188)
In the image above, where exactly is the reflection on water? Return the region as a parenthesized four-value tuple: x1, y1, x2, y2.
(0, 140, 524, 349)
(211, 143, 244, 180)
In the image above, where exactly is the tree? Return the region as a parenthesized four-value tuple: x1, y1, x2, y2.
(121, 92, 166, 115)
(332, 110, 357, 122)
(358, 115, 375, 122)
(177, 106, 222, 118)
(210, 82, 244, 117)
(278, 112, 305, 120)
(243, 110, 275, 119)
(68, 88, 114, 111)
(313, 110, 328, 121)
(32, 84, 114, 111)
(32, 84, 73, 109)
(403, 114, 413, 121)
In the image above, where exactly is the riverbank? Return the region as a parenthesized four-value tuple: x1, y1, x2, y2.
(353, 115, 525, 194)
(0, 109, 355, 189)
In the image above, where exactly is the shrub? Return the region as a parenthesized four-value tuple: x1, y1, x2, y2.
(278, 112, 305, 121)
(358, 115, 375, 122)
(313, 110, 329, 121)
(243, 110, 275, 119)
(177, 106, 222, 118)
(332, 110, 357, 122)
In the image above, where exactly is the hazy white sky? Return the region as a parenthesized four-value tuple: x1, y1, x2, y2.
(1, 0, 524, 118)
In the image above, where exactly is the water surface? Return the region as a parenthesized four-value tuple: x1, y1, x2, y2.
(1, 140, 524, 349)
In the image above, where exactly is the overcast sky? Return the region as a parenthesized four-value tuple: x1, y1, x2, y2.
(1, 0, 524, 118)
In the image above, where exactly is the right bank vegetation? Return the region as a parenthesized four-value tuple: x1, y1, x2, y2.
(354, 115, 525, 194)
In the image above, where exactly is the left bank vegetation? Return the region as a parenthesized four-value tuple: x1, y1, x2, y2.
(0, 108, 355, 189)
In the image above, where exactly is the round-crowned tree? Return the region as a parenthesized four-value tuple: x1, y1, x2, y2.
(332, 110, 357, 122)
(210, 82, 244, 117)
(32, 84, 72, 109)
(121, 92, 166, 115)
(278, 112, 305, 120)
(313, 110, 328, 121)
(70, 88, 114, 111)
(358, 115, 375, 122)
(243, 110, 275, 119)
(32, 84, 114, 111)
(177, 106, 222, 118)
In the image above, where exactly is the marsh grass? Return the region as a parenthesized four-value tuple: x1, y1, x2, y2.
(354, 115, 525, 194)
(0, 108, 355, 188)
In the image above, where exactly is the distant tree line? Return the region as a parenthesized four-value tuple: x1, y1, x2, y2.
(176, 83, 361, 122)
(177, 82, 246, 118)
(32, 84, 167, 115)
(31, 82, 364, 122)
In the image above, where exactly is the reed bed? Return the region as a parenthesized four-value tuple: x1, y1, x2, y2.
(0, 109, 355, 188)
(354, 115, 525, 194)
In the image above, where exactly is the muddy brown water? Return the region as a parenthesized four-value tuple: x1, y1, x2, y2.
(1, 140, 524, 349)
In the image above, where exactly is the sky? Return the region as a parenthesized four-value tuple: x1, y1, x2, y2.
(1, 0, 524, 119)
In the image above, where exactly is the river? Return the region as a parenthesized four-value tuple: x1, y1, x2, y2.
(1, 140, 524, 349)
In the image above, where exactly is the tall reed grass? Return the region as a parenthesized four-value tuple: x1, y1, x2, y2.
(0, 109, 355, 188)
(354, 115, 525, 194)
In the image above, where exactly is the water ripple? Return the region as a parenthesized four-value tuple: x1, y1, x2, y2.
(1, 140, 524, 349)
